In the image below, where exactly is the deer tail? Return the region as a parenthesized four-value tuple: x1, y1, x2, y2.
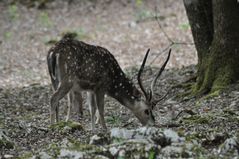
(47, 51, 59, 90)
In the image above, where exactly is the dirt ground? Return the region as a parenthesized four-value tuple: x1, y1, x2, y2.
(1, 0, 238, 158)
(0, 0, 196, 88)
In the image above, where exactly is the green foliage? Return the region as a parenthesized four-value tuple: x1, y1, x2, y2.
(181, 115, 213, 125)
(46, 143, 61, 158)
(148, 149, 156, 159)
(76, 28, 87, 39)
(8, 4, 19, 21)
(39, 11, 52, 27)
(18, 152, 33, 159)
(204, 90, 221, 100)
(106, 115, 121, 126)
(68, 142, 101, 152)
(50, 121, 83, 133)
(136, 0, 143, 6)
(136, 9, 153, 21)
(133, 0, 156, 22)
(179, 23, 190, 31)
(4, 32, 12, 40)
(0, 132, 14, 149)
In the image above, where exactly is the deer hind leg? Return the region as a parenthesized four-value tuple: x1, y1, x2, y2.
(95, 92, 107, 130)
(50, 79, 72, 124)
(87, 92, 97, 131)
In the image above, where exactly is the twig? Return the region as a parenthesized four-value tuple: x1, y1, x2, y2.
(149, 43, 173, 65)
(158, 123, 181, 128)
(122, 121, 134, 128)
(174, 109, 197, 120)
(147, 6, 194, 65)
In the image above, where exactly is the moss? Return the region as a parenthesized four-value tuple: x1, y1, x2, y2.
(0, 138, 14, 149)
(106, 116, 121, 126)
(50, 121, 84, 133)
(46, 143, 61, 158)
(0, 130, 14, 149)
(192, 32, 239, 96)
(204, 89, 221, 100)
(191, 145, 206, 157)
(112, 137, 124, 143)
(221, 109, 239, 123)
(148, 149, 156, 159)
(18, 152, 33, 159)
(182, 115, 213, 125)
(69, 143, 101, 152)
(45, 39, 58, 45)
(185, 132, 206, 141)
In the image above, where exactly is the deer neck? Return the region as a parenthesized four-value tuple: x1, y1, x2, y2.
(107, 76, 137, 110)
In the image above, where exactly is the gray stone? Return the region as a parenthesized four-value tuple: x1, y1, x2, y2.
(219, 137, 239, 155)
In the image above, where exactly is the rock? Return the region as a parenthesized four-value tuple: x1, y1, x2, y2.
(160, 142, 203, 158)
(161, 144, 185, 158)
(128, 21, 137, 28)
(3, 154, 14, 158)
(219, 137, 239, 156)
(108, 140, 160, 159)
(59, 149, 84, 159)
(111, 127, 183, 146)
(89, 134, 110, 145)
(163, 129, 183, 143)
(37, 152, 51, 159)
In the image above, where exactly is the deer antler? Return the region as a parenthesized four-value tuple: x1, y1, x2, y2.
(137, 49, 150, 100)
(138, 49, 171, 103)
(150, 49, 171, 104)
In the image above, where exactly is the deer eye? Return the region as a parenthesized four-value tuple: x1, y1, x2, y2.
(144, 109, 150, 115)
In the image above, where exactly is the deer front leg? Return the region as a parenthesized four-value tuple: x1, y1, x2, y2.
(66, 90, 83, 122)
(95, 110, 100, 124)
(87, 92, 97, 131)
(95, 92, 107, 130)
(66, 91, 73, 122)
(50, 79, 72, 124)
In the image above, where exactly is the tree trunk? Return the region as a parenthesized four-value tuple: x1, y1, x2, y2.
(183, 0, 239, 95)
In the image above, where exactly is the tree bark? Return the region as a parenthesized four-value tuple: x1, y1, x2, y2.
(184, 0, 239, 95)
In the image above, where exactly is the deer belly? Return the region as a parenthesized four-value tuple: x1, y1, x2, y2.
(72, 80, 97, 91)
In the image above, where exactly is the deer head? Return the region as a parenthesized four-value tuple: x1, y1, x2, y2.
(131, 49, 171, 126)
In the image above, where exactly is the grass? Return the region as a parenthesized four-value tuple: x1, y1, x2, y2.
(181, 114, 213, 125)
(39, 11, 52, 27)
(8, 4, 19, 21)
(106, 115, 121, 126)
(4, 32, 12, 40)
(148, 149, 156, 159)
(179, 23, 190, 31)
(49, 121, 84, 133)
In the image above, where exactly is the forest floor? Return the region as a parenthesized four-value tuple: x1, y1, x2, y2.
(1, 65, 239, 158)
(0, 0, 238, 158)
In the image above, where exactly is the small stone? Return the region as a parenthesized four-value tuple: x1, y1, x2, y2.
(218, 137, 239, 154)
(89, 134, 109, 145)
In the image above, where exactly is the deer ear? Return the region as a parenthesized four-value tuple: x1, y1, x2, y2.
(133, 88, 142, 98)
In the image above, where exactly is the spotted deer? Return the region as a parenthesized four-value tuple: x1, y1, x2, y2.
(47, 35, 171, 130)
(47, 47, 83, 122)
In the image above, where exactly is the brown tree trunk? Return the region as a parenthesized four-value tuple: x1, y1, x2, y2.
(184, 0, 239, 95)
